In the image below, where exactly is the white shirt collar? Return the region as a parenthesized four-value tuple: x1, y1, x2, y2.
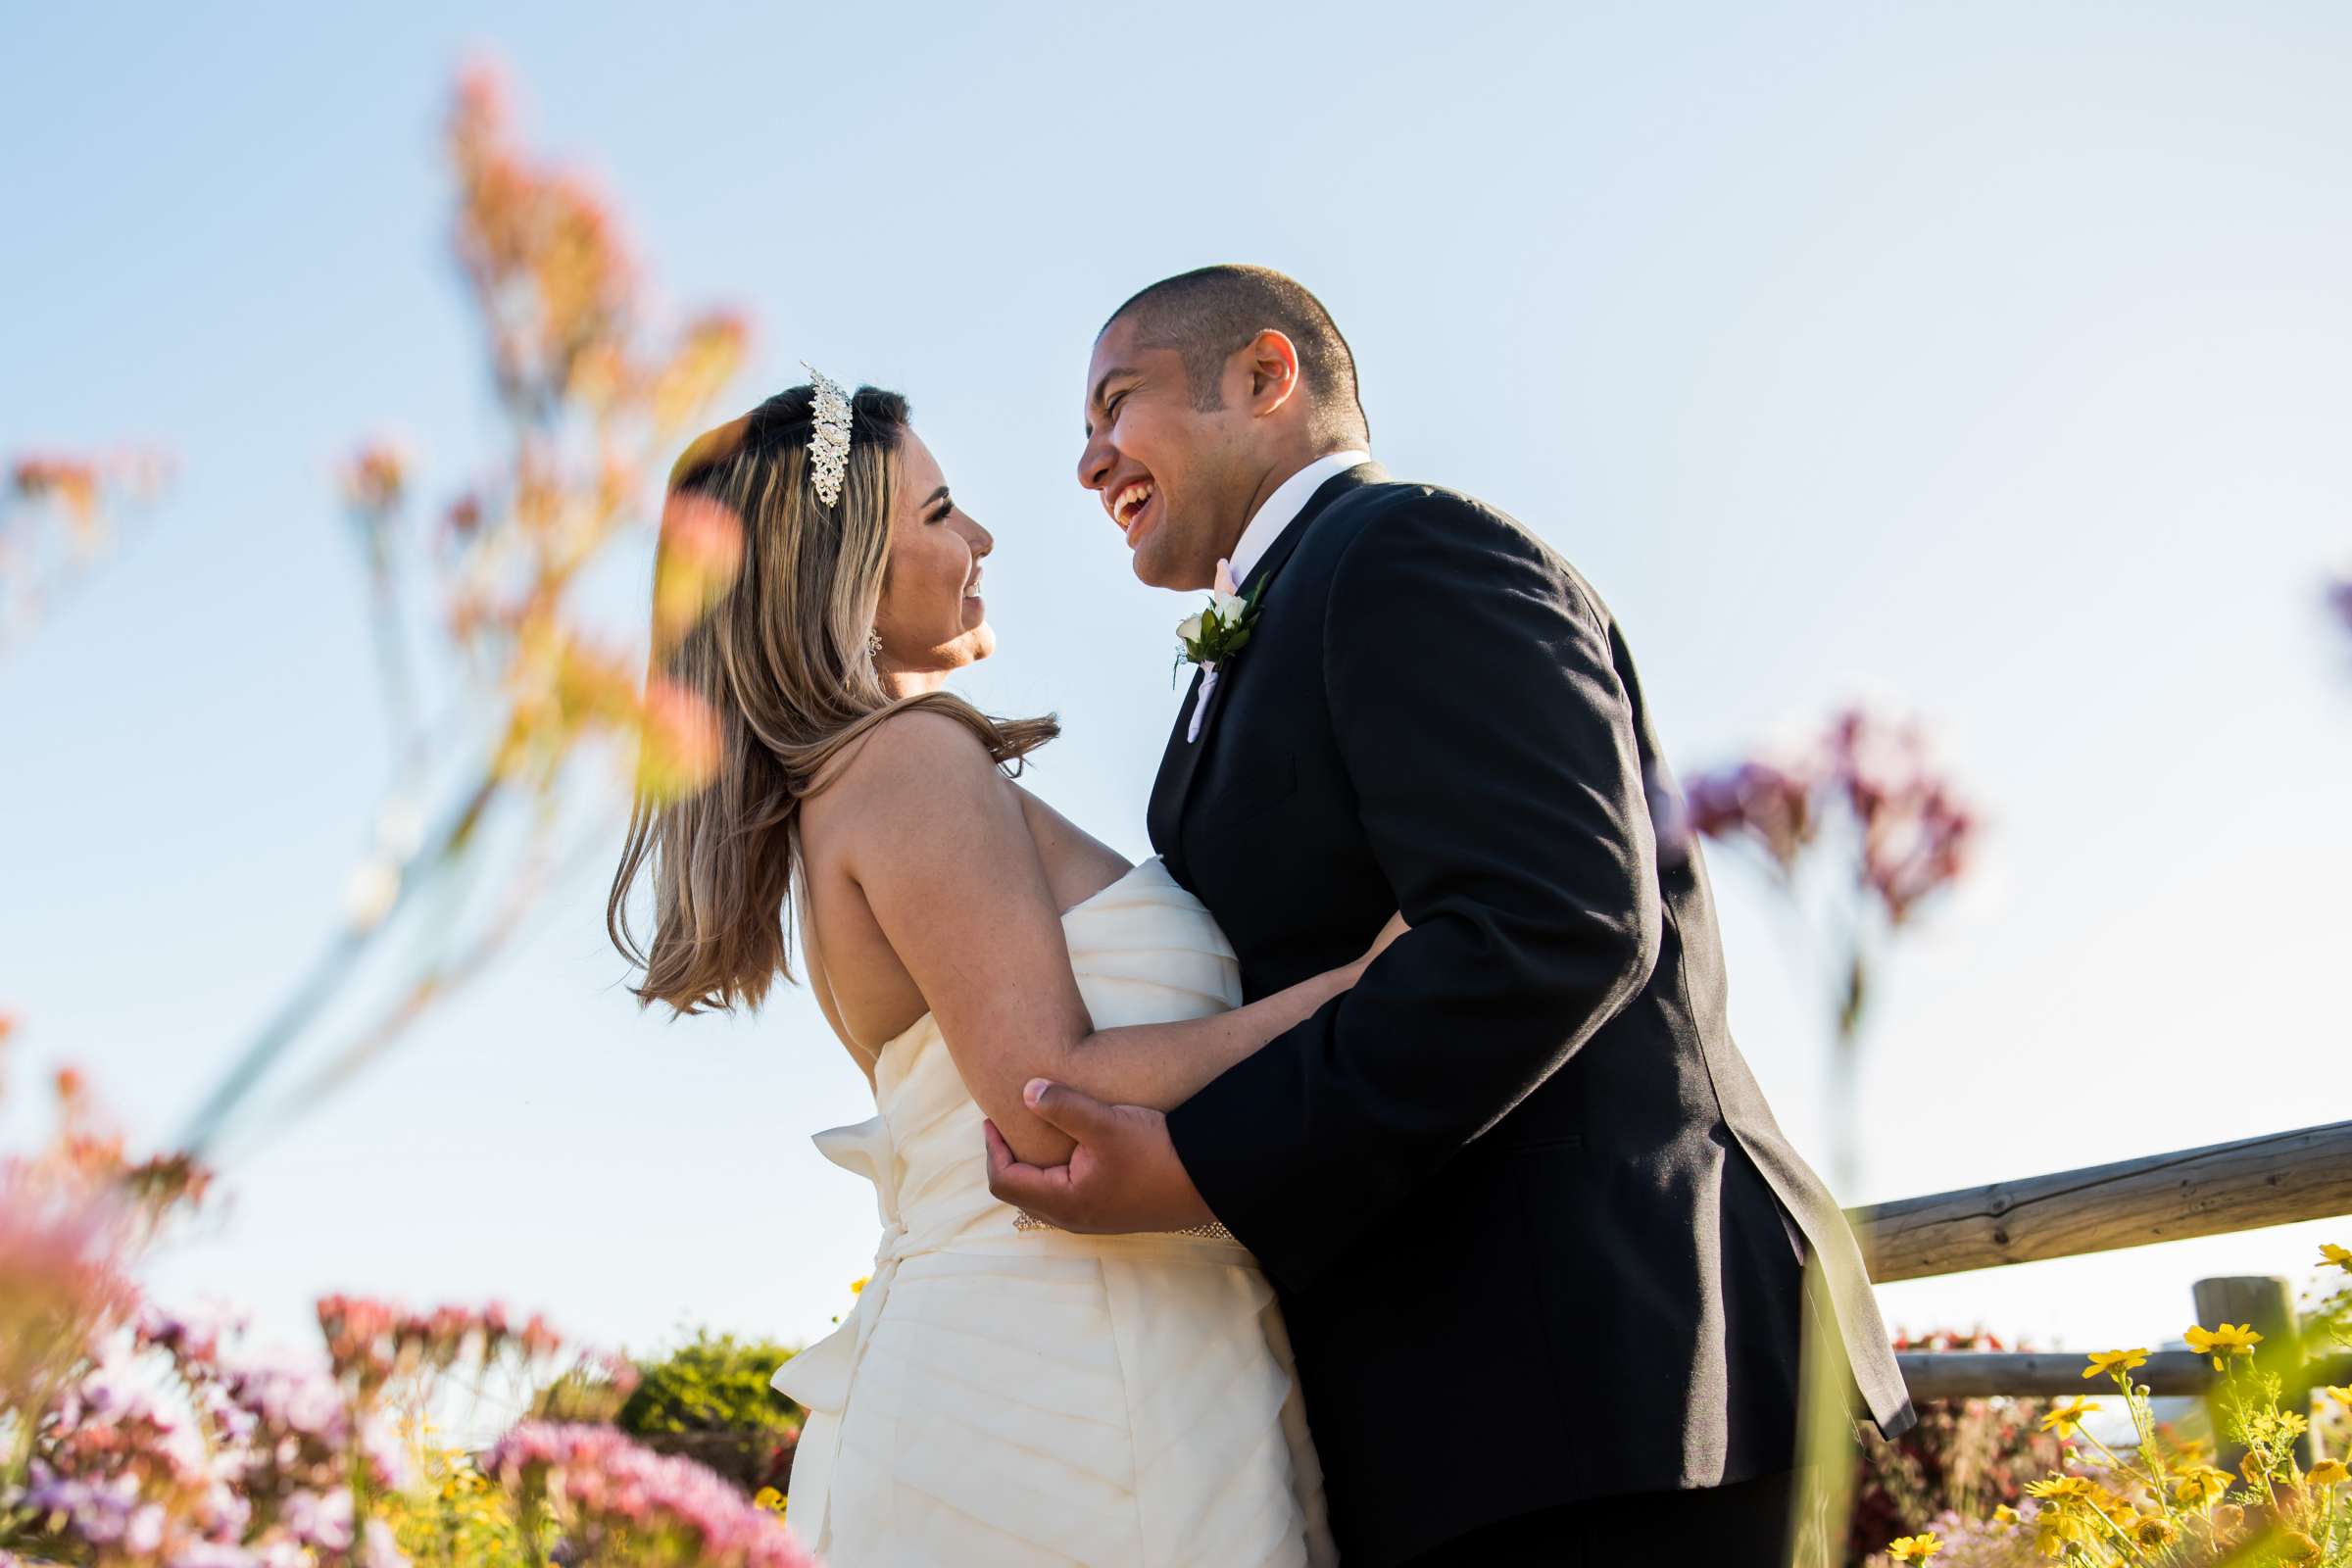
(1225, 450, 1371, 587)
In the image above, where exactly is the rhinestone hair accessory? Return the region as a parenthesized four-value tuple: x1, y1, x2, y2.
(804, 362, 854, 509)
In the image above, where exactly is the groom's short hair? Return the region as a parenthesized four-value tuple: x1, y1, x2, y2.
(1103, 266, 1370, 446)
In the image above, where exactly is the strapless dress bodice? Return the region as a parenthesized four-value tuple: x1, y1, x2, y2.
(771, 858, 1330, 1567)
(812, 855, 1244, 1262)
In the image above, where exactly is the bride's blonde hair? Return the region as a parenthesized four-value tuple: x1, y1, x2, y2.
(608, 383, 1057, 1015)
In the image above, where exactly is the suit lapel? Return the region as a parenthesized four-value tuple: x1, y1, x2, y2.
(1147, 667, 1208, 876)
(1235, 459, 1382, 599)
(1147, 462, 1387, 881)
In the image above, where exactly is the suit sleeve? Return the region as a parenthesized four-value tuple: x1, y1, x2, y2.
(1163, 493, 1664, 1295)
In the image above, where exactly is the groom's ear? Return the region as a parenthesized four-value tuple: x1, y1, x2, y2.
(1238, 329, 1302, 418)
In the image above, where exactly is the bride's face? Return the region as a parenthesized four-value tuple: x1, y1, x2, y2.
(872, 427, 995, 676)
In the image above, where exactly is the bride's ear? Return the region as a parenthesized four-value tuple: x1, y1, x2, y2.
(1240, 330, 1301, 416)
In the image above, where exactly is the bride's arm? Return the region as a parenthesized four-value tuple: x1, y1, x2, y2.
(1049, 918, 1404, 1111)
(826, 710, 1396, 1167)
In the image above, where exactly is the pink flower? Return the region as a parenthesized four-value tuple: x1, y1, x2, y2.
(483, 1423, 815, 1568)
(0, 1166, 141, 1404)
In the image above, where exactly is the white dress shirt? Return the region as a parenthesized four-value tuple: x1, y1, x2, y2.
(1224, 449, 1372, 588)
(1187, 449, 1371, 742)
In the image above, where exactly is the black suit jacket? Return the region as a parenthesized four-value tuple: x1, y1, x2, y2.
(1155, 464, 1913, 1567)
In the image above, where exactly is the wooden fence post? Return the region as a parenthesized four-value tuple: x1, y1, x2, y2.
(2191, 1275, 2309, 1473)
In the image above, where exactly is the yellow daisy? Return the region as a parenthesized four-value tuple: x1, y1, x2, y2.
(1886, 1535, 1942, 1563)
(2174, 1465, 2233, 1507)
(2308, 1457, 2350, 1487)
(2322, 1242, 2352, 1272)
(2026, 1474, 2098, 1503)
(2183, 1321, 2262, 1371)
(2038, 1396, 2096, 1438)
(2034, 1509, 2094, 1553)
(2131, 1514, 2180, 1547)
(2082, 1347, 2148, 1380)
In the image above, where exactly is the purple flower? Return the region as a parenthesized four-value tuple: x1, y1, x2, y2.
(166, 1544, 266, 1568)
(1828, 706, 1979, 925)
(1687, 703, 1978, 925)
(358, 1515, 410, 1568)
(221, 1351, 347, 1446)
(24, 1470, 146, 1545)
(137, 1298, 243, 1366)
(1644, 761, 1694, 865)
(1685, 753, 1823, 873)
(279, 1486, 354, 1551)
(126, 1500, 169, 1554)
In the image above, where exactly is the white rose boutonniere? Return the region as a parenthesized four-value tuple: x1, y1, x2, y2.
(1173, 558, 1264, 685)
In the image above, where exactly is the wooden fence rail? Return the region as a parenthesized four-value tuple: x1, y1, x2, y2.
(1842, 1119, 2352, 1422)
(1893, 1349, 2352, 1401)
(1848, 1120, 2352, 1285)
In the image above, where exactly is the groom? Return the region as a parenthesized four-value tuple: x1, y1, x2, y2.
(987, 265, 1913, 1565)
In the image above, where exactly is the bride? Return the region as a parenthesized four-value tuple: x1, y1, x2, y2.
(609, 373, 1394, 1567)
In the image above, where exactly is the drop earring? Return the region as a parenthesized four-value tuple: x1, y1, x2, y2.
(867, 629, 884, 662)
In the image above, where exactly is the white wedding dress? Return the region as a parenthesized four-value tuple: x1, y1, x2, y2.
(772, 858, 1335, 1568)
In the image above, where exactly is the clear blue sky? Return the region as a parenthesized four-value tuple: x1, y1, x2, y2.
(5, 1, 2349, 1372)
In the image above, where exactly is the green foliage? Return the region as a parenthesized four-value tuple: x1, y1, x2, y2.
(613, 1332, 804, 1495)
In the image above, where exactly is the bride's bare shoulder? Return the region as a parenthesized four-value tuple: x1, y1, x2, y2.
(802, 708, 1010, 847)
(803, 710, 1128, 919)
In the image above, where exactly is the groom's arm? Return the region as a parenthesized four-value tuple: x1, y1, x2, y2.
(1163, 492, 1664, 1295)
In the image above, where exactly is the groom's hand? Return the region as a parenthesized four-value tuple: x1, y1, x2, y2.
(983, 1078, 1218, 1235)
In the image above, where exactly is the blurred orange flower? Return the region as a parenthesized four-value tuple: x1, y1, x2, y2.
(169, 54, 751, 1152)
(652, 493, 746, 653)
(635, 677, 722, 803)
(3, 445, 174, 655)
(338, 438, 414, 533)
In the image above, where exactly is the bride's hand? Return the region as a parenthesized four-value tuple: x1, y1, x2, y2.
(1350, 911, 1409, 980)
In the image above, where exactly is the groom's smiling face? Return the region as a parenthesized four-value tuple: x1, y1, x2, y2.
(1078, 318, 1253, 591)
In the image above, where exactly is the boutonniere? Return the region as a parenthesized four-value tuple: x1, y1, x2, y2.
(1172, 558, 1264, 686)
